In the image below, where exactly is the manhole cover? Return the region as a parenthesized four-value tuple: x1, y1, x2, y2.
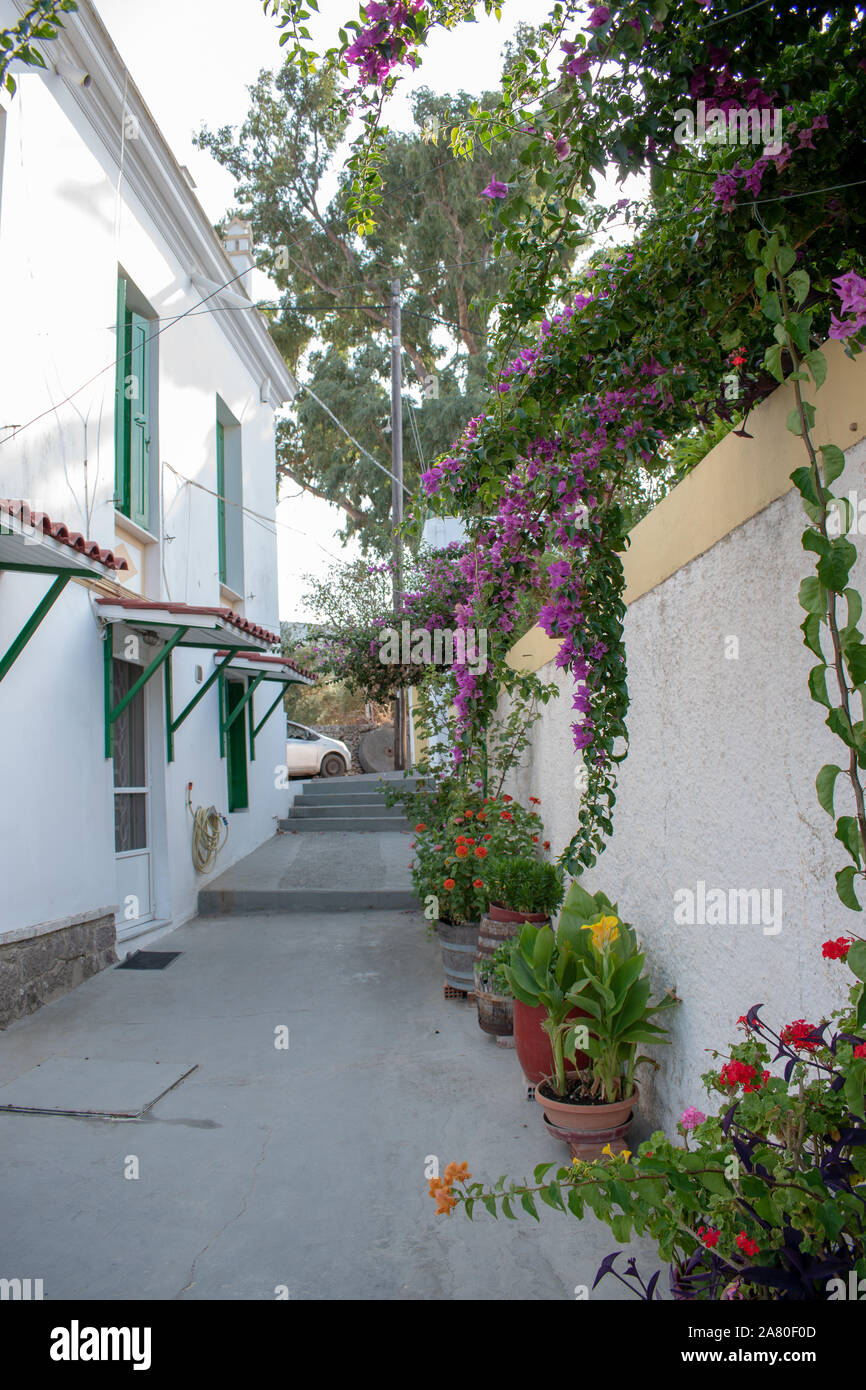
(116, 951, 182, 970)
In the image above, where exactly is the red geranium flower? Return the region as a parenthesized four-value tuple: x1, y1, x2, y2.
(500, 812, 513, 821)
(415, 823, 426, 832)
(854, 1043, 866, 1058)
(472, 878, 483, 888)
(483, 833, 492, 841)
(502, 795, 513, 803)
(543, 840, 550, 851)
(736, 1231, 760, 1257)
(780, 1019, 821, 1052)
(822, 937, 852, 960)
(697, 1226, 720, 1248)
(464, 810, 474, 819)
(719, 1060, 769, 1093)
(529, 797, 541, 805)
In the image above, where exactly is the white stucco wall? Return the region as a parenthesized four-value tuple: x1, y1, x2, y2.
(0, 26, 293, 941)
(503, 439, 866, 1135)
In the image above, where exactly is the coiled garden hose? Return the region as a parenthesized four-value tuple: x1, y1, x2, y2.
(187, 794, 229, 874)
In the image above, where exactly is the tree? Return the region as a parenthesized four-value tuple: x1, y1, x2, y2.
(196, 66, 526, 551)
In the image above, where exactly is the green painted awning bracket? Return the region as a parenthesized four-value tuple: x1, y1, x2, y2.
(0, 571, 71, 685)
(104, 625, 189, 759)
(220, 671, 265, 741)
(165, 649, 237, 763)
(250, 681, 289, 762)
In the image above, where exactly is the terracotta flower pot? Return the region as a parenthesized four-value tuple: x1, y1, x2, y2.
(512, 998, 591, 1085)
(488, 902, 550, 925)
(535, 1083, 639, 1152)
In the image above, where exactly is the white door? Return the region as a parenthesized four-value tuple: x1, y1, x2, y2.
(113, 656, 153, 929)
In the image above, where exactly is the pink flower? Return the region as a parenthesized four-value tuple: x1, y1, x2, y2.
(481, 178, 509, 199)
(680, 1106, 706, 1131)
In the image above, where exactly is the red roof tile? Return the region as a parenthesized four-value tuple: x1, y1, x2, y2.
(215, 649, 316, 681)
(0, 499, 129, 571)
(96, 597, 279, 647)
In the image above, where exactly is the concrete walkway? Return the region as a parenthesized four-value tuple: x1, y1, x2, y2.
(0, 906, 659, 1300)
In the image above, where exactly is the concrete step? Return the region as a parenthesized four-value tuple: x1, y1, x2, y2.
(295, 791, 407, 806)
(278, 816, 413, 833)
(198, 886, 420, 914)
(297, 775, 422, 794)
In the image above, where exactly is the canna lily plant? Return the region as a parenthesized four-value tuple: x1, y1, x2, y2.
(554, 885, 680, 1104)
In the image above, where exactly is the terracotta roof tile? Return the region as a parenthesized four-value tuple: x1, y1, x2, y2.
(96, 597, 279, 647)
(0, 499, 129, 571)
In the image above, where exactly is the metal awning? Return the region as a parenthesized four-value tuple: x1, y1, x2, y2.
(211, 651, 315, 765)
(0, 501, 129, 686)
(97, 599, 280, 758)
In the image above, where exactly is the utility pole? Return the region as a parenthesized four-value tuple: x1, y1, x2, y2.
(390, 278, 405, 771)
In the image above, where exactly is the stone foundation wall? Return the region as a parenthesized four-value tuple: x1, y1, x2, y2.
(0, 914, 117, 1029)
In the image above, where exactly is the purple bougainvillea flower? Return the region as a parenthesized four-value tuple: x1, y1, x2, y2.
(566, 54, 592, 76)
(481, 178, 509, 199)
(587, 6, 610, 26)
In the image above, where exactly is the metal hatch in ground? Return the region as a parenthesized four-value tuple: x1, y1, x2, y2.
(0, 1057, 198, 1119)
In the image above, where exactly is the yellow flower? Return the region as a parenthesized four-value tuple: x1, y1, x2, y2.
(621, 1150, 632, 1163)
(601, 1143, 615, 1158)
(581, 914, 620, 951)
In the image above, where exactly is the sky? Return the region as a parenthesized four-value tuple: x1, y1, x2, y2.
(94, 0, 614, 622)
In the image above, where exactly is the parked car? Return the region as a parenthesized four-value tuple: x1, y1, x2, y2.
(285, 722, 350, 778)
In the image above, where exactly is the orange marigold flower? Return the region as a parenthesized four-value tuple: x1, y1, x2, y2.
(476, 812, 487, 821)
(464, 810, 474, 819)
(443, 878, 456, 890)
(474, 846, 488, 858)
(455, 846, 469, 858)
(464, 837, 475, 845)
(483, 833, 492, 841)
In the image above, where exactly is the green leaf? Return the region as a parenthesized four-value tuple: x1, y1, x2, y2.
(846, 644, 866, 688)
(835, 815, 863, 864)
(521, 1191, 540, 1221)
(482, 1194, 498, 1217)
(788, 269, 811, 305)
(533, 1163, 555, 1183)
(791, 466, 821, 507)
(847, 941, 866, 982)
(539, 1183, 565, 1212)
(817, 764, 843, 817)
(776, 245, 796, 275)
(801, 613, 824, 660)
(836, 864, 862, 912)
(821, 445, 846, 486)
(798, 577, 827, 616)
(764, 343, 785, 382)
(817, 539, 857, 592)
(804, 349, 826, 389)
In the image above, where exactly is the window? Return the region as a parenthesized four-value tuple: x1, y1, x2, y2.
(216, 399, 244, 594)
(115, 276, 155, 531)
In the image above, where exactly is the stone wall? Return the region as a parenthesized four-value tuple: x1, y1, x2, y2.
(0, 914, 117, 1028)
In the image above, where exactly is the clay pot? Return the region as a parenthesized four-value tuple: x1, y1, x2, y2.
(535, 1084, 639, 1155)
(487, 902, 550, 925)
(512, 999, 591, 1085)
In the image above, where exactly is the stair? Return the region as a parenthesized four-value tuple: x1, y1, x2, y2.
(278, 774, 420, 833)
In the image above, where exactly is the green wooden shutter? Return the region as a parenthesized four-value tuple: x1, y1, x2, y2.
(128, 312, 150, 529)
(225, 680, 248, 812)
(216, 418, 227, 585)
(114, 277, 130, 514)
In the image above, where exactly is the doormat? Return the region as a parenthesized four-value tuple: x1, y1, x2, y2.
(116, 950, 182, 970)
(0, 1058, 198, 1119)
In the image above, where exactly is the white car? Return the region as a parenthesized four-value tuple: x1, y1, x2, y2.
(285, 721, 350, 778)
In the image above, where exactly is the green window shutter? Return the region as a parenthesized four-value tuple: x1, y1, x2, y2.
(216, 418, 227, 585)
(128, 312, 150, 529)
(114, 277, 130, 515)
(225, 680, 248, 812)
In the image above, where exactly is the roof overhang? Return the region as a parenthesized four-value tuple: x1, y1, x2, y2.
(96, 599, 277, 651)
(0, 505, 128, 579)
(214, 650, 315, 685)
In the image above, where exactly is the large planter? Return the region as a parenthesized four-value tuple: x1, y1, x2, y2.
(437, 919, 480, 992)
(535, 1083, 639, 1159)
(487, 902, 550, 925)
(512, 998, 591, 1085)
(474, 913, 523, 966)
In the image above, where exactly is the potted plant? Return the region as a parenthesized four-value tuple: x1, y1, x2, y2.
(485, 855, 565, 924)
(474, 941, 515, 1038)
(532, 882, 679, 1156)
(503, 917, 592, 1089)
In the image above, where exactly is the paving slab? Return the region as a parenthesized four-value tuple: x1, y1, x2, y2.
(0, 908, 658, 1300)
(0, 1057, 198, 1119)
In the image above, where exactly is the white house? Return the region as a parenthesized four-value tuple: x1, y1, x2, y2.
(0, 0, 309, 1025)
